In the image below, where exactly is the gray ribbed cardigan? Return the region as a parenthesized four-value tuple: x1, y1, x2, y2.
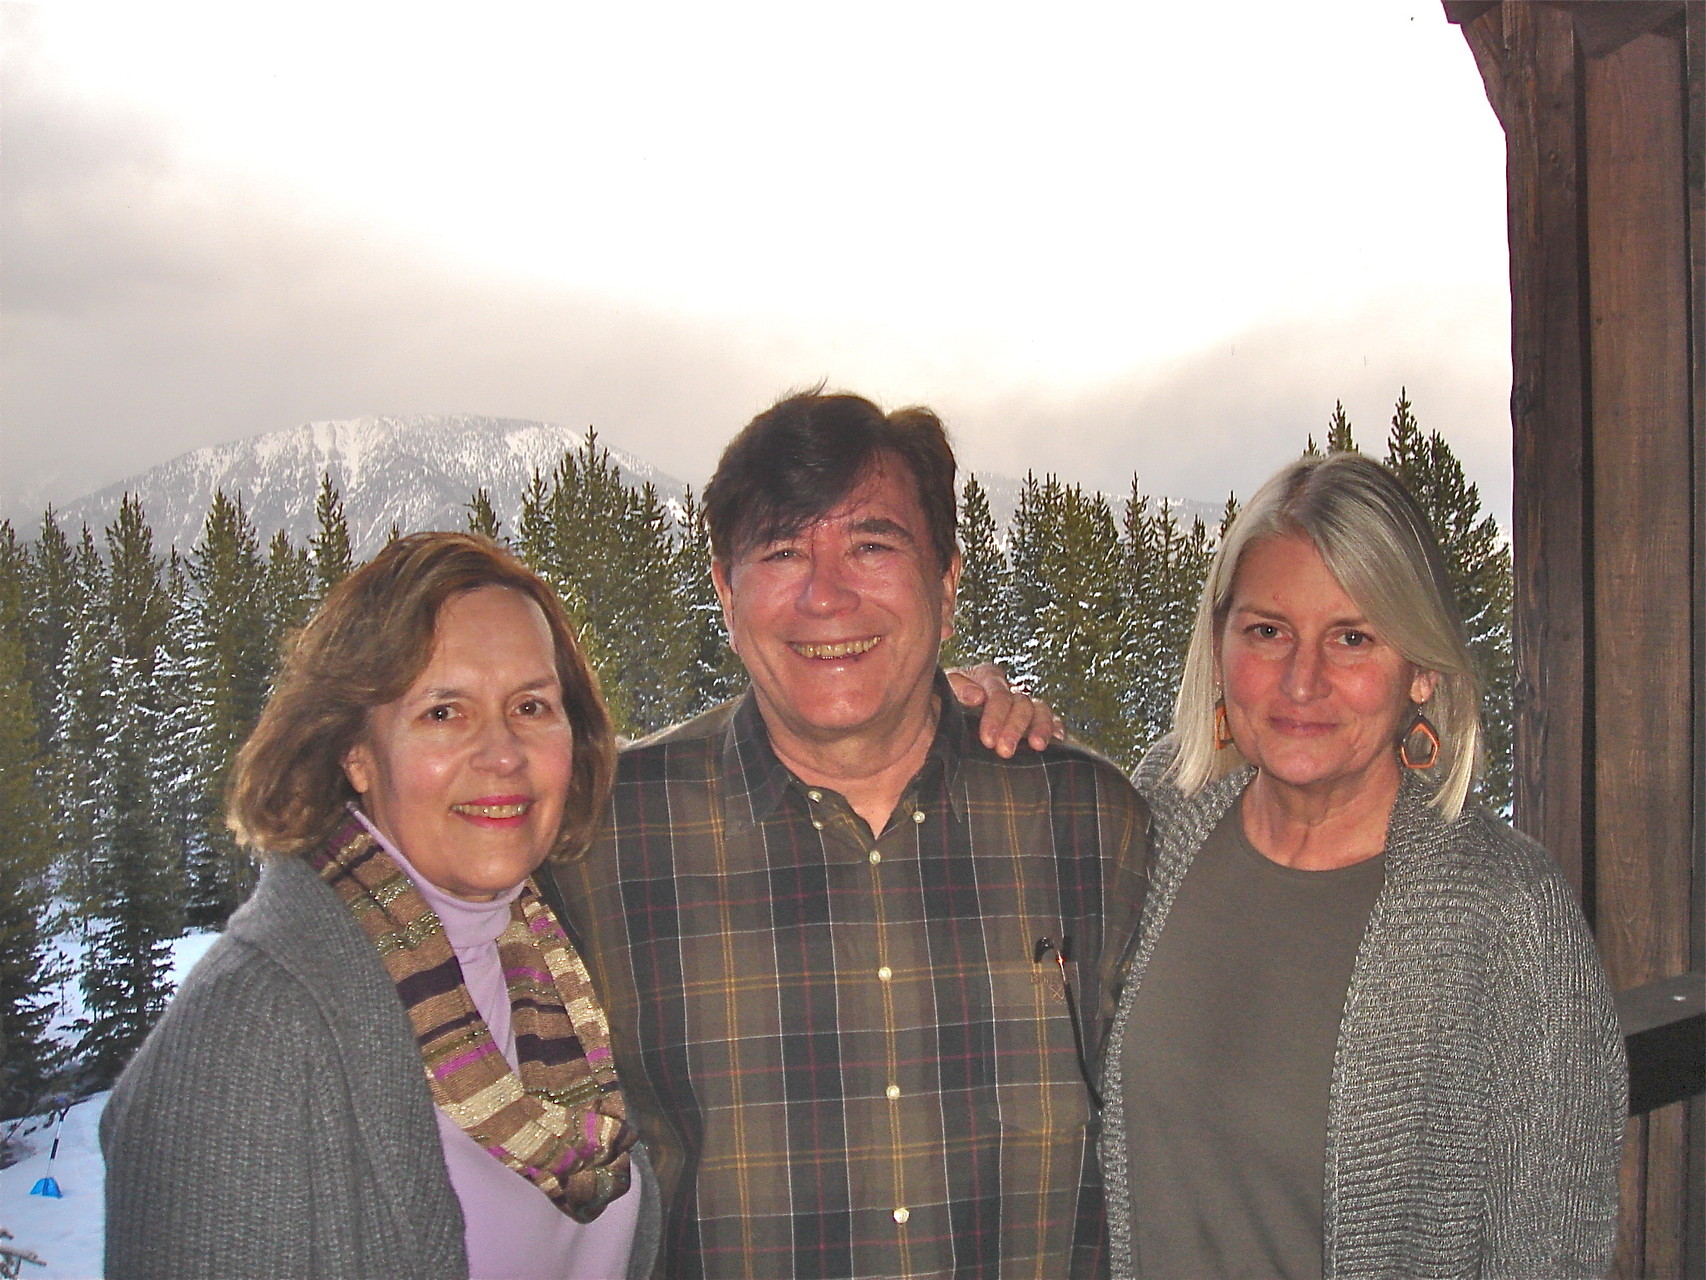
(101, 855, 661, 1280)
(1100, 744, 1626, 1280)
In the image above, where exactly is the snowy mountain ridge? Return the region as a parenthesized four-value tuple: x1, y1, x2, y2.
(45, 414, 689, 557)
(34, 412, 1223, 558)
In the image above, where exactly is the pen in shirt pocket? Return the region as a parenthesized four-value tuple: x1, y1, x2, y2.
(1033, 935, 1103, 1111)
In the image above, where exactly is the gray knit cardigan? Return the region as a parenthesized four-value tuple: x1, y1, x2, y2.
(1099, 743, 1626, 1280)
(101, 855, 661, 1280)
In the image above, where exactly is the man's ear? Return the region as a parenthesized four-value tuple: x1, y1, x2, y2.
(711, 557, 739, 655)
(939, 551, 962, 642)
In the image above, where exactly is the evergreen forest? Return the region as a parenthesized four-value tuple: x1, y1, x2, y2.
(0, 393, 1511, 1115)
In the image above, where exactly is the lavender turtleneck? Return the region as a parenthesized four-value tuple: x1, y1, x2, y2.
(356, 812, 639, 1280)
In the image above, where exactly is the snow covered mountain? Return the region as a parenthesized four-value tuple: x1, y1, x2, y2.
(38, 412, 1222, 557)
(47, 415, 689, 556)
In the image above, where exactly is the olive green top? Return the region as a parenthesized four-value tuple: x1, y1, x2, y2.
(1120, 804, 1383, 1279)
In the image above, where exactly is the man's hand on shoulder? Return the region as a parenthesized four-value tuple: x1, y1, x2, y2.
(946, 663, 1067, 758)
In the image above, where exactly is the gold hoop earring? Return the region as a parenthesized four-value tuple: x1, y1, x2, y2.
(1214, 701, 1234, 751)
(1400, 713, 1441, 770)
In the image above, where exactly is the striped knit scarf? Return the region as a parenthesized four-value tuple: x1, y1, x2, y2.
(312, 816, 634, 1222)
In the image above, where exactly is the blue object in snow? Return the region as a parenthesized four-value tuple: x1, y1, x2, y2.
(29, 1175, 62, 1198)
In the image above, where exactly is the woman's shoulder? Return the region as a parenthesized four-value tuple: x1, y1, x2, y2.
(156, 858, 403, 1055)
(142, 867, 358, 1035)
(225, 856, 378, 965)
(1133, 736, 1181, 795)
(107, 857, 423, 1147)
(1412, 792, 1568, 886)
(1389, 786, 1594, 940)
(1134, 737, 1248, 833)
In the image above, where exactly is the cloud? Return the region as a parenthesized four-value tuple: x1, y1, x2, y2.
(0, 12, 787, 516)
(2, 5, 1514, 532)
(936, 289, 1514, 525)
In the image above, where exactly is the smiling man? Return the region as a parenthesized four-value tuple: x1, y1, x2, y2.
(550, 391, 1149, 1279)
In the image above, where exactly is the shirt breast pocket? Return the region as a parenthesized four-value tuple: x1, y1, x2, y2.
(978, 959, 1095, 1133)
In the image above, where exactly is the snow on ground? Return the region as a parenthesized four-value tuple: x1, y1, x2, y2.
(2, 930, 220, 1279)
(0, 1093, 106, 1279)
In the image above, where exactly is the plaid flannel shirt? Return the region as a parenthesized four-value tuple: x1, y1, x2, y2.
(549, 676, 1148, 1280)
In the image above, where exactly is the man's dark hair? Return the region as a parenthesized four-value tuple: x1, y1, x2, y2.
(703, 390, 959, 572)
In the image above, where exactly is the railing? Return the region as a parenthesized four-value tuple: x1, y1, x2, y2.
(1615, 972, 1705, 1115)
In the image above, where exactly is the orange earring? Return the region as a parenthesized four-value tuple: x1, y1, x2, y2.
(1213, 701, 1234, 750)
(1400, 713, 1441, 770)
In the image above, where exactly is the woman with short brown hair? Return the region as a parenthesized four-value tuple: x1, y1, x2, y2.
(102, 531, 655, 1280)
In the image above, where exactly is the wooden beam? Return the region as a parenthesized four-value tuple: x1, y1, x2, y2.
(1684, 6, 1704, 1272)
(1588, 31, 1693, 1000)
(1570, 1, 1687, 59)
(1459, 4, 1510, 131)
(1501, 2, 1595, 899)
(1617, 972, 1706, 1115)
(1441, 0, 1497, 24)
(1584, 27, 1694, 1280)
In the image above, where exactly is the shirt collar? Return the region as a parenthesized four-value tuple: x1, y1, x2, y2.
(721, 670, 970, 830)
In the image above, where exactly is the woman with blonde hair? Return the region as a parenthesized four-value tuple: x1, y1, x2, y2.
(1100, 453, 1624, 1279)
(102, 532, 658, 1279)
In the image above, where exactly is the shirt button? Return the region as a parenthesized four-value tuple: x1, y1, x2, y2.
(877, 966, 892, 982)
(886, 1084, 901, 1100)
(893, 1208, 910, 1224)
(811, 819, 824, 830)
(807, 790, 823, 802)
(868, 849, 881, 864)
(912, 810, 926, 824)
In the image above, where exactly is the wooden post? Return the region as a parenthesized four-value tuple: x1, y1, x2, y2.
(1687, 8, 1705, 1273)
(1583, 26, 1695, 1280)
(1498, 1, 1595, 901)
(1447, 4, 1701, 1274)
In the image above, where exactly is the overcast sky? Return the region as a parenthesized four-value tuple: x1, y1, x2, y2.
(1, 1, 1512, 527)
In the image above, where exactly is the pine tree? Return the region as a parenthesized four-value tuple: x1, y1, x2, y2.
(52, 525, 110, 901)
(1325, 400, 1357, 453)
(516, 470, 552, 570)
(77, 652, 179, 1085)
(106, 495, 173, 679)
(944, 475, 1012, 669)
(672, 488, 744, 717)
(311, 473, 353, 599)
(1308, 400, 1359, 455)
(1381, 390, 1514, 809)
(151, 549, 203, 927)
(75, 496, 181, 1085)
(1219, 492, 1241, 539)
(1003, 474, 1053, 696)
(0, 524, 61, 1115)
(180, 492, 270, 925)
(23, 510, 76, 756)
(1008, 476, 1136, 766)
(521, 434, 695, 737)
(465, 488, 503, 541)
(262, 529, 316, 656)
(1122, 483, 1215, 756)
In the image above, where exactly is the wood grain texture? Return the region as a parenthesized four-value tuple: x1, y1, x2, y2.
(1584, 27, 1695, 1280)
(1586, 28, 1691, 995)
(1687, 9, 1704, 1280)
(1501, 2, 1596, 900)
